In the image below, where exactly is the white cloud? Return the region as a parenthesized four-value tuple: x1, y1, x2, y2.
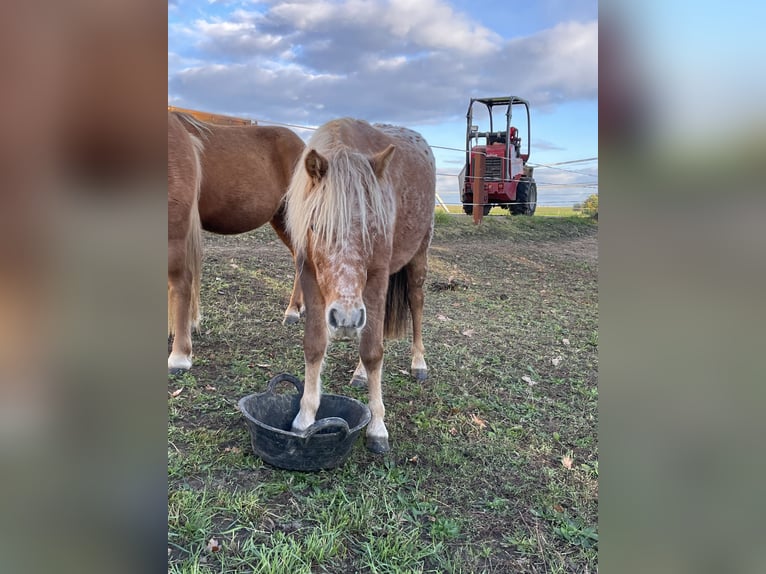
(168, 51, 208, 76)
(384, 0, 500, 55)
(269, 1, 339, 30)
(265, 0, 500, 53)
(189, 0, 500, 66)
(369, 55, 407, 71)
(191, 12, 289, 57)
(168, 0, 597, 126)
(499, 20, 598, 105)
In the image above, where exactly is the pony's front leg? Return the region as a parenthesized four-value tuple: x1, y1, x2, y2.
(361, 273, 389, 453)
(363, 358, 388, 453)
(291, 269, 326, 433)
(292, 353, 323, 432)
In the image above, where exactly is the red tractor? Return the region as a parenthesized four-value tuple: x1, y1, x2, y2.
(459, 96, 537, 217)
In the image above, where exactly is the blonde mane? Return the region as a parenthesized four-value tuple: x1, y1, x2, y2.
(286, 125, 395, 257)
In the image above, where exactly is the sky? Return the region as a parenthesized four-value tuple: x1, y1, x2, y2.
(168, 0, 598, 207)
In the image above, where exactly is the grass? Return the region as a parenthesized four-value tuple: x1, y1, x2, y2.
(434, 204, 581, 217)
(168, 214, 598, 573)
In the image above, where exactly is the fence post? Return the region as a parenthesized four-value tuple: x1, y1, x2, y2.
(472, 154, 486, 225)
(435, 193, 450, 214)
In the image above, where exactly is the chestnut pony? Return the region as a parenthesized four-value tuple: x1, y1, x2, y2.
(168, 112, 306, 373)
(285, 118, 436, 453)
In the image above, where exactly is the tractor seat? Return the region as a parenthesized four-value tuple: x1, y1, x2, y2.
(488, 132, 506, 145)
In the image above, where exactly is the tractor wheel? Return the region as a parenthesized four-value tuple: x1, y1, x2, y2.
(462, 202, 491, 216)
(511, 180, 537, 216)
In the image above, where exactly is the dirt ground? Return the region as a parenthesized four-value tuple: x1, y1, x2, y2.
(169, 215, 598, 573)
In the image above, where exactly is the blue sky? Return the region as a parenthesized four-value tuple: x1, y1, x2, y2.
(168, 0, 598, 206)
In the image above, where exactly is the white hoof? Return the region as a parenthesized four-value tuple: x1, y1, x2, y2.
(366, 420, 390, 453)
(291, 410, 315, 434)
(168, 353, 192, 372)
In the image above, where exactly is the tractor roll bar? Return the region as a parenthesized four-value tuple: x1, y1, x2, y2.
(465, 96, 531, 170)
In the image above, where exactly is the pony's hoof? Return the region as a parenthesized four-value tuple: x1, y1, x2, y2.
(351, 375, 368, 389)
(283, 312, 301, 326)
(366, 436, 390, 454)
(168, 354, 192, 373)
(411, 368, 428, 381)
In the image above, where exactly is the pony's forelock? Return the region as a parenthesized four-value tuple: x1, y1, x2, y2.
(286, 137, 394, 257)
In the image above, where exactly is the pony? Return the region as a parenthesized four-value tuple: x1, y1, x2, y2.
(168, 112, 306, 373)
(285, 118, 436, 453)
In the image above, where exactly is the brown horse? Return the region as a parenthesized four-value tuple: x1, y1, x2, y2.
(285, 118, 436, 453)
(168, 112, 306, 373)
(168, 112, 204, 373)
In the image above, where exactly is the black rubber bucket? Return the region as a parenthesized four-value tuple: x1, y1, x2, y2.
(238, 373, 371, 471)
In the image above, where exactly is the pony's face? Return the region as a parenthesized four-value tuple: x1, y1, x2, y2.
(299, 145, 396, 340)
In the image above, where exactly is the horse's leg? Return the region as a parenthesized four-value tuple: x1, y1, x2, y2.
(291, 268, 327, 432)
(406, 244, 429, 381)
(283, 253, 304, 325)
(269, 213, 304, 325)
(350, 359, 368, 388)
(360, 271, 390, 453)
(168, 240, 193, 373)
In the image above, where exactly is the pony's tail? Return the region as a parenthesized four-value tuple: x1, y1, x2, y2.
(383, 268, 410, 339)
(167, 143, 204, 335)
(187, 204, 203, 331)
(187, 135, 204, 331)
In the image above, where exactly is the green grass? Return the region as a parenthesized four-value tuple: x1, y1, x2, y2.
(169, 215, 598, 573)
(534, 206, 580, 217)
(434, 204, 580, 217)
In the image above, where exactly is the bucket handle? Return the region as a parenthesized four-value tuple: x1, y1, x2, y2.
(266, 373, 304, 396)
(302, 417, 350, 441)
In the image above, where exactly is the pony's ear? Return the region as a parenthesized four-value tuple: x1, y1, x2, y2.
(369, 144, 396, 179)
(305, 149, 328, 181)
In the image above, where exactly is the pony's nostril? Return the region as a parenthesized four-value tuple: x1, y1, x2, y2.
(356, 308, 366, 328)
(328, 308, 339, 329)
